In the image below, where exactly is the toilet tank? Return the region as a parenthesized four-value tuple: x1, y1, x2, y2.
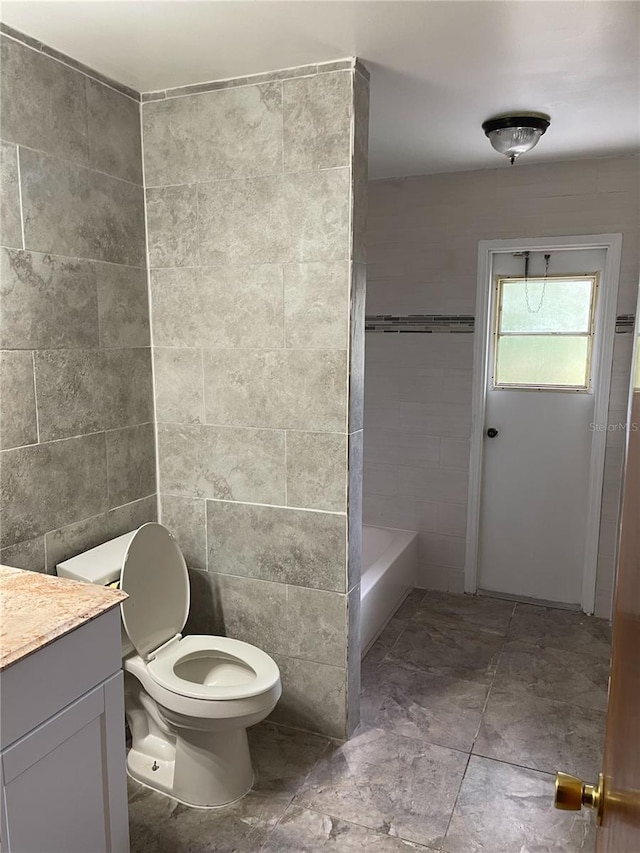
(57, 530, 139, 657)
(57, 530, 137, 585)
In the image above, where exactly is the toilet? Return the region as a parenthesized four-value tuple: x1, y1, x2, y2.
(57, 522, 281, 809)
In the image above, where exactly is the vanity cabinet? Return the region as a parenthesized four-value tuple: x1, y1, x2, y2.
(1, 591, 130, 853)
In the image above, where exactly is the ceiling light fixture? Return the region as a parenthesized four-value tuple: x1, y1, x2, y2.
(482, 113, 551, 165)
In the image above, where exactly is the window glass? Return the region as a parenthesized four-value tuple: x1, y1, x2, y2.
(500, 278, 593, 333)
(494, 275, 596, 390)
(495, 336, 590, 387)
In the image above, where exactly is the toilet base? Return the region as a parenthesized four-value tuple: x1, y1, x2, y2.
(127, 727, 254, 809)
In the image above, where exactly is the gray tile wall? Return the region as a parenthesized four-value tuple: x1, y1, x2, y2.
(0, 33, 156, 572)
(143, 63, 369, 738)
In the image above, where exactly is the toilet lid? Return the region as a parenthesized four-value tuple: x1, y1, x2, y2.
(120, 522, 190, 660)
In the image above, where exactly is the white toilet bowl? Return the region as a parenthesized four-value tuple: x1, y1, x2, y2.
(57, 522, 282, 809)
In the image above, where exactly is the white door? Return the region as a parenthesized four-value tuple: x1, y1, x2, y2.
(478, 248, 607, 605)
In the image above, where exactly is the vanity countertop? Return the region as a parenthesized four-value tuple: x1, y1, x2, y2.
(0, 565, 127, 671)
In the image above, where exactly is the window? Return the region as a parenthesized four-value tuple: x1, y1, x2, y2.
(493, 274, 598, 390)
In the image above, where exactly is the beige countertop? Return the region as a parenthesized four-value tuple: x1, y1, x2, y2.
(0, 565, 127, 671)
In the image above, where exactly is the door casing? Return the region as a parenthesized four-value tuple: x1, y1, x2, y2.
(465, 234, 623, 614)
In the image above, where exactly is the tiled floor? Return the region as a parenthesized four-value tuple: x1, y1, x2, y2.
(128, 591, 611, 852)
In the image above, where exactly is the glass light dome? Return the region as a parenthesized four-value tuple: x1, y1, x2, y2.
(482, 114, 551, 165)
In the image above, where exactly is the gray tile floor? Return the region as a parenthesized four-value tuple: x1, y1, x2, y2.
(128, 591, 611, 852)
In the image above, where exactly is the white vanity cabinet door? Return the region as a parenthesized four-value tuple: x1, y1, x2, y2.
(1, 672, 130, 853)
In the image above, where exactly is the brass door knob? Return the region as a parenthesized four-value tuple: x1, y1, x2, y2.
(555, 772, 604, 824)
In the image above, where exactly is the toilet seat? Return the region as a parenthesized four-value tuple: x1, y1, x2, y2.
(119, 523, 281, 709)
(120, 522, 190, 661)
(146, 635, 281, 701)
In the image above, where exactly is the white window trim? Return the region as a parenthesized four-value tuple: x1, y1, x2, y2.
(465, 234, 623, 615)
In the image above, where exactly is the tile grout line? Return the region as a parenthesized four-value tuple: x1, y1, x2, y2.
(469, 602, 515, 755)
(42, 527, 48, 574)
(15, 141, 146, 190)
(139, 343, 351, 352)
(82, 75, 91, 182)
(194, 169, 201, 268)
(0, 421, 157, 453)
(200, 349, 210, 572)
(467, 751, 566, 779)
(280, 79, 285, 176)
(440, 750, 473, 852)
(30, 350, 40, 444)
(104, 429, 111, 511)
(199, 346, 207, 437)
(147, 256, 352, 270)
(175, 494, 347, 517)
(139, 97, 162, 527)
(15, 145, 26, 250)
(0, 243, 147, 272)
(143, 161, 351, 192)
(284, 801, 441, 851)
(284, 430, 288, 506)
(377, 619, 409, 664)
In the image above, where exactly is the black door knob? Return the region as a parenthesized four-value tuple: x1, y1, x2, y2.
(487, 427, 499, 438)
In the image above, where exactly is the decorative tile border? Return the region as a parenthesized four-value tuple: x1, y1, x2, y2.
(365, 314, 636, 334)
(0, 23, 140, 100)
(365, 314, 475, 333)
(141, 57, 366, 102)
(615, 314, 635, 333)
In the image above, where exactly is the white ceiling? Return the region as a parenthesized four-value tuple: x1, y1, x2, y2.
(2, 1, 639, 178)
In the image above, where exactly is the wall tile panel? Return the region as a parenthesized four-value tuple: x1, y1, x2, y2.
(1, 248, 99, 350)
(1, 432, 108, 547)
(160, 494, 207, 570)
(0, 536, 46, 573)
(150, 265, 284, 348)
(86, 78, 142, 183)
(0, 141, 22, 249)
(0, 35, 88, 165)
(202, 348, 347, 431)
(146, 184, 199, 268)
(44, 494, 157, 571)
(154, 347, 205, 424)
(20, 148, 145, 266)
(144, 61, 368, 737)
(157, 423, 285, 504)
(106, 423, 156, 507)
(283, 72, 352, 172)
(0, 350, 37, 449)
(0, 36, 156, 599)
(286, 431, 347, 512)
(34, 348, 153, 441)
(206, 500, 347, 591)
(96, 263, 150, 348)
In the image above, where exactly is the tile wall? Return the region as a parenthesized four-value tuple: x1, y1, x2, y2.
(0, 32, 157, 571)
(365, 157, 639, 615)
(142, 63, 369, 738)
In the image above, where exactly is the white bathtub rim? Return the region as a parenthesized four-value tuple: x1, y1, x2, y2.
(360, 587, 413, 660)
(361, 524, 418, 598)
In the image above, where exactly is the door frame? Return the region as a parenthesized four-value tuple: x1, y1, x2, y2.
(465, 234, 623, 613)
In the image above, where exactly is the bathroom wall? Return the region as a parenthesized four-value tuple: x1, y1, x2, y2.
(142, 63, 369, 738)
(364, 156, 639, 616)
(0, 31, 157, 571)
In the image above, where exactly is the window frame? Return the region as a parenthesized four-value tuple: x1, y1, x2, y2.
(491, 272, 600, 392)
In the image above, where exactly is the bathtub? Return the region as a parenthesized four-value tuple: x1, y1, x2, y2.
(360, 525, 418, 657)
